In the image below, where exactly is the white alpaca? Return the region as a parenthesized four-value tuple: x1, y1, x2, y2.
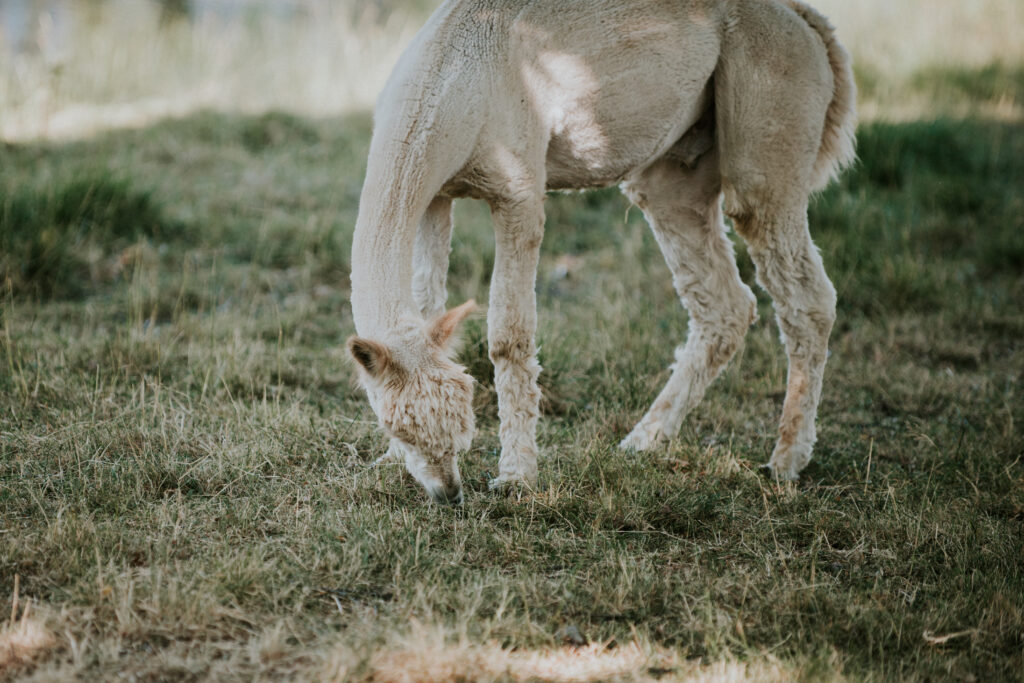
(348, 0, 856, 503)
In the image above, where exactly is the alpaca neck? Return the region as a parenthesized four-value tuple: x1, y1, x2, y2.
(350, 209, 418, 338)
(349, 89, 462, 337)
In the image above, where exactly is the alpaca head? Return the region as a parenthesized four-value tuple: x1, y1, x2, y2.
(347, 300, 477, 504)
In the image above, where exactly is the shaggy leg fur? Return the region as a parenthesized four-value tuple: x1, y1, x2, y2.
(715, 0, 846, 479)
(619, 149, 757, 451)
(487, 194, 545, 488)
(412, 196, 455, 319)
(741, 210, 836, 480)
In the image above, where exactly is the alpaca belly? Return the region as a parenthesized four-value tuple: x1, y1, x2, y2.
(543, 85, 711, 191)
(545, 126, 655, 190)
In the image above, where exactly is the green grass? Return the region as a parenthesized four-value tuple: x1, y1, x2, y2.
(1, 173, 183, 299)
(1, 104, 1022, 680)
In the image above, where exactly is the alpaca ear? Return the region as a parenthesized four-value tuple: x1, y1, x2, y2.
(428, 299, 477, 347)
(346, 336, 394, 378)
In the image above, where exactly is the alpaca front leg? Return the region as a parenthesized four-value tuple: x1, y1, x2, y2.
(487, 196, 544, 489)
(412, 196, 454, 318)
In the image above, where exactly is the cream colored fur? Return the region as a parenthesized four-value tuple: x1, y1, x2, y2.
(348, 0, 857, 502)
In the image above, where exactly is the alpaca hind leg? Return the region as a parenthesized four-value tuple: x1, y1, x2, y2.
(412, 196, 454, 318)
(619, 150, 757, 451)
(487, 194, 545, 488)
(738, 208, 836, 480)
(714, 0, 840, 478)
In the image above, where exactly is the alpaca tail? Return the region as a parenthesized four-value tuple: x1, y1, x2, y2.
(786, 0, 858, 190)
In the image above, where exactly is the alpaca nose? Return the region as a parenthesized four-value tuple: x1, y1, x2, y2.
(430, 483, 464, 505)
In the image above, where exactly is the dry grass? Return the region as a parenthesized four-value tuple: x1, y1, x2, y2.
(0, 616, 56, 673)
(1, 109, 1020, 681)
(0, 580, 57, 674)
(324, 624, 803, 682)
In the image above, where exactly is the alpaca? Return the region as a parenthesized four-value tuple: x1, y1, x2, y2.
(347, 0, 856, 503)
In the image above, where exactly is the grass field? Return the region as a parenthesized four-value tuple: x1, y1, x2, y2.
(2, 2, 1023, 681)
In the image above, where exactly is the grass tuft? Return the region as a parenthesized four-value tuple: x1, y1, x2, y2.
(1, 172, 183, 299)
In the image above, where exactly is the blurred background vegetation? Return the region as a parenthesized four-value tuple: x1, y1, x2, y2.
(1, 0, 1021, 141)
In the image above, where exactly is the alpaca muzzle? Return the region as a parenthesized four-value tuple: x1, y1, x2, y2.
(428, 481, 464, 505)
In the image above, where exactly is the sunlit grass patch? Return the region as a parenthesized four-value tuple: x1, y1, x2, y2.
(816, 0, 1024, 80)
(0, 594, 57, 674)
(324, 623, 804, 682)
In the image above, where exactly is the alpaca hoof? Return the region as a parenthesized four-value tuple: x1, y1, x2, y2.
(618, 424, 664, 452)
(488, 473, 535, 494)
(759, 462, 800, 482)
(369, 442, 404, 468)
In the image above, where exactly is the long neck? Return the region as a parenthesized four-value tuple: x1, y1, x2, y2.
(350, 201, 417, 339)
(350, 133, 434, 338)
(350, 5, 482, 337)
